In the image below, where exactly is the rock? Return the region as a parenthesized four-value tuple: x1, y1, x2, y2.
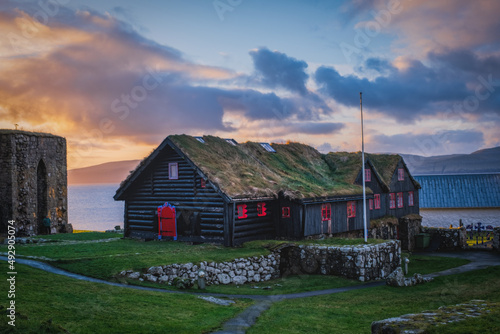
(198, 296, 235, 306)
(158, 275, 170, 283)
(147, 266, 164, 276)
(386, 267, 405, 287)
(253, 274, 261, 282)
(182, 263, 194, 271)
(264, 274, 271, 281)
(127, 272, 141, 279)
(144, 274, 158, 282)
(218, 273, 231, 285)
(233, 276, 247, 285)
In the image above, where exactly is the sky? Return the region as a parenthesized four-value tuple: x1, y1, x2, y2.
(1, 0, 499, 169)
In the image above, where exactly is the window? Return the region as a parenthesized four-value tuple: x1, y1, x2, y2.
(257, 202, 267, 217)
(347, 201, 356, 218)
(168, 163, 178, 180)
(321, 203, 331, 221)
(237, 204, 248, 219)
(408, 191, 414, 206)
(282, 207, 290, 218)
(369, 199, 373, 210)
(374, 194, 381, 209)
(397, 192, 404, 208)
(200, 178, 206, 188)
(398, 168, 404, 181)
(194, 136, 205, 143)
(389, 193, 396, 209)
(260, 143, 276, 153)
(365, 168, 371, 182)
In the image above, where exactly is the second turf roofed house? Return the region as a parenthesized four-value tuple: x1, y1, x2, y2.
(114, 135, 420, 246)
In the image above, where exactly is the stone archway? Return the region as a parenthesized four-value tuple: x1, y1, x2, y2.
(37, 159, 48, 234)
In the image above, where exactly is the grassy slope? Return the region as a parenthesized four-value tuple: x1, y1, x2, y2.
(0, 262, 251, 334)
(249, 266, 500, 334)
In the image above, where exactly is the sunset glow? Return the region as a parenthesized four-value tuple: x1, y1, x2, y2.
(1, 0, 499, 168)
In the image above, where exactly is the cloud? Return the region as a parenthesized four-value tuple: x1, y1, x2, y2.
(315, 51, 500, 122)
(249, 47, 309, 95)
(289, 122, 344, 135)
(371, 130, 485, 156)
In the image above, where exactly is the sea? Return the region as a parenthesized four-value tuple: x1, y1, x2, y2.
(68, 184, 123, 231)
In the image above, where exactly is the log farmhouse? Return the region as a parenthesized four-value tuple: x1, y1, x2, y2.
(114, 135, 420, 246)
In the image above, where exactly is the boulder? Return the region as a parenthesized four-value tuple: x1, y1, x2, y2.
(386, 268, 405, 287)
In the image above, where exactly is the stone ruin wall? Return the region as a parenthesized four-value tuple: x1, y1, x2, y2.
(0, 130, 70, 236)
(122, 240, 401, 285)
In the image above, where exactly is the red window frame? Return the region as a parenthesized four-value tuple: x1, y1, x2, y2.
(321, 203, 331, 221)
(237, 204, 248, 219)
(282, 207, 290, 218)
(408, 191, 414, 206)
(200, 178, 206, 188)
(397, 192, 404, 208)
(398, 168, 404, 181)
(365, 168, 371, 182)
(389, 193, 396, 209)
(257, 202, 267, 217)
(369, 199, 373, 210)
(374, 194, 381, 209)
(347, 201, 356, 218)
(168, 162, 178, 180)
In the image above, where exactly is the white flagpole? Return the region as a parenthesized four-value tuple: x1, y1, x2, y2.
(360, 92, 368, 243)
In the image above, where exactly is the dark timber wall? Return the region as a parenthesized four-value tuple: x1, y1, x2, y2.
(386, 160, 420, 217)
(123, 145, 225, 242)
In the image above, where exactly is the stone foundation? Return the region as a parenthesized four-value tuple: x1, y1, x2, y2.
(420, 227, 467, 251)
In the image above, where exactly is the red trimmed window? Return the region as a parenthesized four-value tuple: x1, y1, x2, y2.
(374, 194, 381, 209)
(347, 201, 356, 218)
(200, 179, 206, 188)
(282, 207, 290, 218)
(237, 204, 248, 219)
(168, 163, 178, 180)
(369, 199, 373, 210)
(397, 192, 404, 208)
(257, 202, 267, 217)
(365, 168, 371, 182)
(321, 203, 331, 221)
(389, 193, 396, 209)
(408, 191, 414, 206)
(398, 168, 404, 181)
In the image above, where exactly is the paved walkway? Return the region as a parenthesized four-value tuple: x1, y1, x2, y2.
(2, 250, 500, 333)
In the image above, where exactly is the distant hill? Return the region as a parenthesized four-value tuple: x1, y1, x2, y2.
(401, 146, 500, 175)
(68, 146, 500, 184)
(68, 160, 140, 185)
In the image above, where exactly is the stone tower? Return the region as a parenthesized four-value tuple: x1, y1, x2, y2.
(0, 130, 71, 236)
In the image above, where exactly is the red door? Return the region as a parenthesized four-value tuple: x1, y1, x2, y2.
(157, 203, 177, 240)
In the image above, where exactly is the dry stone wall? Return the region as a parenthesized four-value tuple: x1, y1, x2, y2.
(420, 227, 467, 251)
(124, 241, 401, 285)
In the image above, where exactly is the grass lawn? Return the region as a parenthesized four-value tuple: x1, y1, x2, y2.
(0, 262, 251, 334)
(33, 232, 123, 241)
(248, 266, 500, 334)
(401, 253, 470, 276)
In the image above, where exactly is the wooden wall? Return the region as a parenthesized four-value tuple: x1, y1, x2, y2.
(123, 145, 225, 242)
(386, 160, 420, 217)
(233, 200, 275, 245)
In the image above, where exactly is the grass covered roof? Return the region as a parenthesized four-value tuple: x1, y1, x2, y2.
(170, 135, 365, 200)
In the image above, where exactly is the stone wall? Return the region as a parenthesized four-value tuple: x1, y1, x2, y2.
(493, 227, 500, 251)
(279, 241, 401, 282)
(333, 215, 421, 252)
(420, 227, 467, 251)
(122, 253, 280, 285)
(0, 130, 70, 236)
(123, 241, 401, 285)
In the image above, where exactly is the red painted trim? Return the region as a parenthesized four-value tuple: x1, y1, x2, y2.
(321, 203, 331, 221)
(282, 207, 290, 218)
(257, 202, 267, 216)
(237, 204, 248, 219)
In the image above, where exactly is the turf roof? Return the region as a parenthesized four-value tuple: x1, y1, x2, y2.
(169, 135, 366, 200)
(324, 151, 402, 188)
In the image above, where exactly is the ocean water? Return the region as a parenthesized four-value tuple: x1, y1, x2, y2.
(68, 184, 124, 231)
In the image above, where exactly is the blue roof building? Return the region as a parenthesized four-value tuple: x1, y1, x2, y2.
(414, 174, 500, 209)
